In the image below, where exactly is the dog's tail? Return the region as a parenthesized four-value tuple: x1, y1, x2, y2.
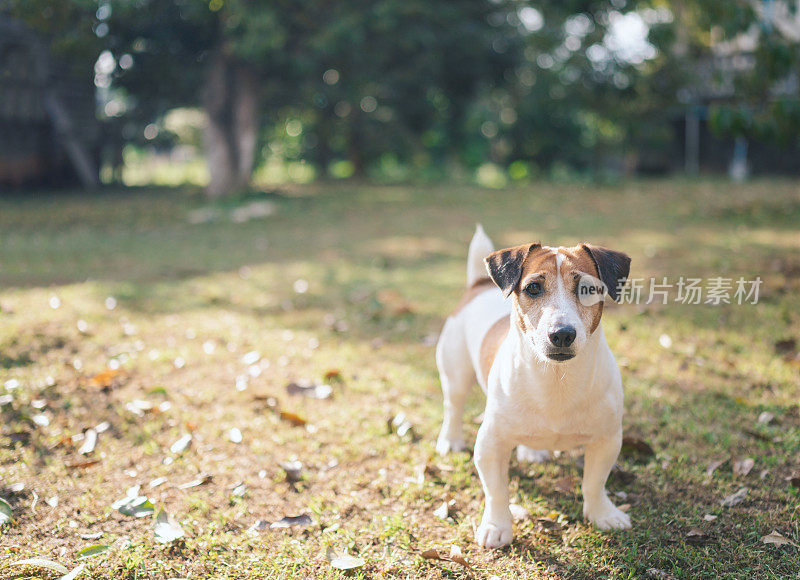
(466, 223, 494, 287)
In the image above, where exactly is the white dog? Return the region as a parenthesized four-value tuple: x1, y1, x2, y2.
(435, 225, 632, 548)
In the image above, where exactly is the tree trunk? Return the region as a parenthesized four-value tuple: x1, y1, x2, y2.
(203, 49, 260, 198)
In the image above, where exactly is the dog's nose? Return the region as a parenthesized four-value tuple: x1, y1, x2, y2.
(548, 326, 576, 348)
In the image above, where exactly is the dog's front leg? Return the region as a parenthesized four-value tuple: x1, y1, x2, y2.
(474, 423, 514, 548)
(582, 432, 631, 530)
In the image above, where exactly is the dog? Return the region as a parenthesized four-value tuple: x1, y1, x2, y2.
(435, 225, 632, 549)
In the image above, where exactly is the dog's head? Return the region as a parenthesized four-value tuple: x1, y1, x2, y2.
(485, 243, 630, 363)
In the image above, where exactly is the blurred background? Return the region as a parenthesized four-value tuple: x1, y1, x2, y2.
(1, 0, 799, 196)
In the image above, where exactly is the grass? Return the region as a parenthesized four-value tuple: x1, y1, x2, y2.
(0, 179, 799, 579)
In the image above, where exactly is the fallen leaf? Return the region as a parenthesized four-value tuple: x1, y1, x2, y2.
(78, 429, 97, 455)
(248, 520, 270, 534)
(58, 563, 86, 580)
(286, 381, 332, 399)
(76, 544, 108, 559)
(80, 532, 103, 540)
(326, 546, 366, 570)
(720, 487, 748, 507)
(0, 497, 12, 525)
(279, 411, 307, 427)
(553, 476, 577, 493)
(761, 530, 798, 548)
(705, 458, 727, 479)
(387, 413, 417, 441)
(88, 369, 122, 389)
(685, 528, 711, 545)
(169, 433, 192, 454)
(757, 411, 775, 425)
(5, 558, 69, 574)
(154, 509, 185, 544)
(433, 499, 455, 520)
(149, 477, 167, 488)
(420, 548, 442, 560)
(733, 457, 754, 477)
(112, 494, 154, 518)
(269, 514, 312, 529)
(703, 514, 717, 522)
(323, 369, 344, 383)
(448, 545, 470, 569)
(178, 473, 212, 489)
(65, 459, 100, 470)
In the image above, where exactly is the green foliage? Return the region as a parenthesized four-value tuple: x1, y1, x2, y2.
(3, 0, 799, 179)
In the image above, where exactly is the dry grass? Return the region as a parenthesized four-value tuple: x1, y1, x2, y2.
(1, 180, 799, 579)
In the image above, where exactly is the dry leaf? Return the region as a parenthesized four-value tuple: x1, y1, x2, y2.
(65, 459, 100, 470)
(169, 434, 192, 454)
(685, 528, 711, 545)
(705, 459, 727, 479)
(448, 545, 470, 569)
(433, 500, 453, 520)
(703, 514, 717, 522)
(733, 457, 754, 477)
(757, 411, 775, 425)
(269, 514, 312, 529)
(720, 487, 748, 507)
(761, 531, 798, 548)
(178, 473, 212, 489)
(154, 509, 185, 544)
(88, 369, 122, 389)
(286, 381, 332, 399)
(279, 411, 307, 427)
(323, 369, 344, 383)
(326, 547, 366, 570)
(78, 429, 97, 455)
(420, 548, 442, 560)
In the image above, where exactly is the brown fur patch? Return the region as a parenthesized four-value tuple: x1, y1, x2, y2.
(451, 277, 496, 316)
(479, 316, 510, 384)
(512, 245, 605, 335)
(561, 245, 604, 333)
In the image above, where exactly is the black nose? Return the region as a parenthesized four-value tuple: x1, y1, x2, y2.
(548, 326, 576, 348)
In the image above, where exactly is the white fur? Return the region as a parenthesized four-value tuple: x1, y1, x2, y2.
(436, 230, 630, 549)
(466, 224, 494, 287)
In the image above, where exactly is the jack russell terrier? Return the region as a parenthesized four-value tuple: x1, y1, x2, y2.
(435, 225, 632, 548)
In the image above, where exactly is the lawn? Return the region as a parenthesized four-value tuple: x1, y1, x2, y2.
(1, 180, 799, 579)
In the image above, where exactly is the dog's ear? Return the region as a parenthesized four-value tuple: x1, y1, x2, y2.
(484, 243, 540, 298)
(581, 244, 631, 302)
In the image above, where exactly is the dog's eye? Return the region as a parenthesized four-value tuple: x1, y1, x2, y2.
(524, 281, 543, 297)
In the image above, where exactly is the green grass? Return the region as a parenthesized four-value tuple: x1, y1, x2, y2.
(1, 179, 799, 579)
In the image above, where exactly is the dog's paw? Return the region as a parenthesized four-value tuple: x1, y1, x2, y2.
(515, 446, 550, 463)
(584, 500, 631, 531)
(436, 436, 467, 456)
(475, 520, 513, 549)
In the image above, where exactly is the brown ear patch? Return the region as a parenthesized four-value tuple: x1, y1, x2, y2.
(580, 244, 631, 302)
(484, 243, 540, 298)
